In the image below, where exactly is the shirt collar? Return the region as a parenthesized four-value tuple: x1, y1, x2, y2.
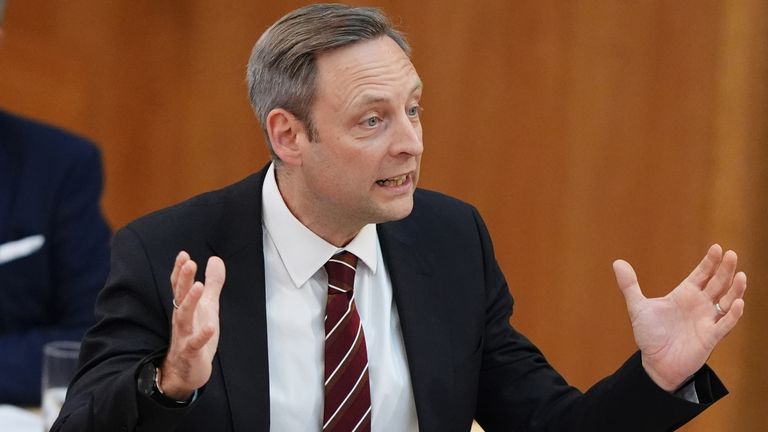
(262, 163, 378, 288)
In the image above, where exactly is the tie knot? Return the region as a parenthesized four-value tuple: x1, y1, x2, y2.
(325, 251, 358, 295)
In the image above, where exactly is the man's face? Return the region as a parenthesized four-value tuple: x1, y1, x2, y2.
(295, 36, 423, 235)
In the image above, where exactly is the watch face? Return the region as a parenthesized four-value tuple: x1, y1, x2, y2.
(137, 362, 157, 396)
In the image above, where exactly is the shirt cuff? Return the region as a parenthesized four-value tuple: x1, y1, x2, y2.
(674, 379, 699, 404)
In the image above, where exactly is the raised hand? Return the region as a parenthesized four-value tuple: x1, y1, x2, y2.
(159, 251, 226, 400)
(612, 244, 746, 391)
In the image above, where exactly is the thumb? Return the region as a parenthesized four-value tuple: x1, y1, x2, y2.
(613, 259, 645, 308)
(205, 256, 226, 294)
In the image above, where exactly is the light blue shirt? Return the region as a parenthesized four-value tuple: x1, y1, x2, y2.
(261, 163, 419, 431)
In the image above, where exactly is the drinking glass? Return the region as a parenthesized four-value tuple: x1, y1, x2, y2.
(41, 341, 80, 431)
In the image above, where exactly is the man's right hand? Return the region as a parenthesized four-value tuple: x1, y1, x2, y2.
(159, 251, 226, 400)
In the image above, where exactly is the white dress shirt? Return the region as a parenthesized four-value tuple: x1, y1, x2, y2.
(261, 163, 419, 431)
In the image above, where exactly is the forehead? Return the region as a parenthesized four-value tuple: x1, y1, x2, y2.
(314, 36, 421, 108)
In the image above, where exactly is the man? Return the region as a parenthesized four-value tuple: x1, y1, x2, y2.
(53, 4, 746, 431)
(0, 0, 111, 406)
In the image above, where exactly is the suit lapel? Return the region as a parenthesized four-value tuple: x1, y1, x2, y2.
(207, 167, 271, 432)
(378, 220, 454, 431)
(204, 166, 456, 431)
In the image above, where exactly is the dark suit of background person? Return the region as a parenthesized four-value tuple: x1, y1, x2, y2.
(52, 164, 726, 432)
(0, 109, 111, 405)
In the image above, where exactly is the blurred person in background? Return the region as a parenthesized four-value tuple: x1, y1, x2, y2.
(0, 0, 111, 406)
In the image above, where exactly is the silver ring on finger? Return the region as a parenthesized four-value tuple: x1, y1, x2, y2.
(172, 298, 181, 310)
(714, 302, 726, 316)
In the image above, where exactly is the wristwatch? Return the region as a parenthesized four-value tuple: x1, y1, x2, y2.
(137, 361, 193, 406)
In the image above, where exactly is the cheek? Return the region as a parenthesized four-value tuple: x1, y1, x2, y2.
(335, 148, 383, 176)
(313, 134, 388, 181)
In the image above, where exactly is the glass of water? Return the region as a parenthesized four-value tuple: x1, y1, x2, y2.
(41, 341, 81, 431)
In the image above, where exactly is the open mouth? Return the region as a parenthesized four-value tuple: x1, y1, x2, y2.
(376, 174, 408, 187)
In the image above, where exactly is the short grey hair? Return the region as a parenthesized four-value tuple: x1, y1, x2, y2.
(246, 3, 410, 159)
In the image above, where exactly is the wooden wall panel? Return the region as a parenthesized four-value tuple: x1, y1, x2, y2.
(707, 1, 768, 431)
(1, 1, 765, 430)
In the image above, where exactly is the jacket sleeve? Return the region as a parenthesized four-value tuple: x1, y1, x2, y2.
(52, 227, 196, 432)
(470, 208, 727, 432)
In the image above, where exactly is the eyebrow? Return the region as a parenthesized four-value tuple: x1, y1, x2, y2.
(410, 81, 424, 96)
(352, 81, 424, 108)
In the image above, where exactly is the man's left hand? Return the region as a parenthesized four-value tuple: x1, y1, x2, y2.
(612, 244, 746, 392)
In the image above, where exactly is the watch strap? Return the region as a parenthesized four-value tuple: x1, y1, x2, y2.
(138, 360, 197, 408)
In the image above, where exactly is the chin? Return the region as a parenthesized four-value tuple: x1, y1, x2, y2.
(379, 198, 415, 223)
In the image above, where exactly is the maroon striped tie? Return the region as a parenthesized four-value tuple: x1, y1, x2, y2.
(323, 251, 372, 432)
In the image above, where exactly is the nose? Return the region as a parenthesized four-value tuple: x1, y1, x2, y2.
(389, 113, 423, 157)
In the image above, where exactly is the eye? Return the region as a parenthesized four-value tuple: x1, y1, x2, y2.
(364, 116, 380, 127)
(407, 105, 422, 118)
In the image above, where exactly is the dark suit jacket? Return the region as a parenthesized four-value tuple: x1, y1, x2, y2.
(54, 165, 726, 431)
(0, 110, 111, 405)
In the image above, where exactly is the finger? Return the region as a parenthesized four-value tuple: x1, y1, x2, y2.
(685, 244, 722, 287)
(203, 256, 226, 301)
(175, 259, 198, 305)
(188, 323, 217, 351)
(170, 251, 189, 297)
(713, 298, 745, 341)
(702, 250, 737, 299)
(716, 271, 747, 314)
(613, 260, 646, 309)
(175, 281, 205, 331)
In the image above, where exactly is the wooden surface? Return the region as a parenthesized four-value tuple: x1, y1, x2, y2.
(1, 1, 766, 430)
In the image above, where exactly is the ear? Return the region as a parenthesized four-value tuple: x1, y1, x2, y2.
(266, 108, 308, 166)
